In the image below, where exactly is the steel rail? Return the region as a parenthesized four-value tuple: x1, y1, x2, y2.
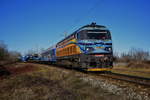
(98, 72, 150, 87)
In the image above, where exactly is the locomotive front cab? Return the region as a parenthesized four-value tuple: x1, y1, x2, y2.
(76, 23, 113, 71)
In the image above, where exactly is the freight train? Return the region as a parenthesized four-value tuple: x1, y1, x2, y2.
(40, 23, 113, 71)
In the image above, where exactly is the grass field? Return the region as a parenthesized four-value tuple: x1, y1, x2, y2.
(112, 66, 150, 78)
(0, 63, 118, 100)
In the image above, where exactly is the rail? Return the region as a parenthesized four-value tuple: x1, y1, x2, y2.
(99, 72, 150, 87)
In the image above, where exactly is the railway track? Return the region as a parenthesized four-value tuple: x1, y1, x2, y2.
(98, 72, 150, 87)
(26, 61, 150, 87)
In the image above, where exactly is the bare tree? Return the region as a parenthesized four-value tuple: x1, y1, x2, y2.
(26, 49, 36, 56)
(120, 52, 131, 62)
(113, 51, 120, 62)
(120, 48, 150, 63)
(0, 41, 21, 64)
(129, 48, 149, 62)
(9, 51, 21, 61)
(0, 41, 9, 61)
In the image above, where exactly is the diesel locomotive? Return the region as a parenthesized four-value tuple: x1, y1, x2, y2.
(41, 22, 113, 71)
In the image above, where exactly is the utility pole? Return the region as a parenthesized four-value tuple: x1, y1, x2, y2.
(64, 32, 68, 38)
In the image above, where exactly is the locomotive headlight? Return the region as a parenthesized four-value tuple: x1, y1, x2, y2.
(86, 48, 89, 51)
(105, 47, 112, 51)
(108, 47, 112, 51)
(85, 47, 94, 52)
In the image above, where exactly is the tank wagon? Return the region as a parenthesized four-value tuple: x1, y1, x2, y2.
(42, 23, 113, 71)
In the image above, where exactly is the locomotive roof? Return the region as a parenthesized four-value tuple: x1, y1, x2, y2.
(80, 22, 106, 29)
(76, 23, 106, 33)
(57, 23, 107, 45)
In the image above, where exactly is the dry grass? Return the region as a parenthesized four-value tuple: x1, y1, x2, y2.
(0, 63, 107, 100)
(126, 62, 150, 68)
(113, 61, 150, 78)
(112, 66, 150, 78)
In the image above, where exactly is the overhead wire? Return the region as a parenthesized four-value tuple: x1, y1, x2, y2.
(62, 0, 105, 36)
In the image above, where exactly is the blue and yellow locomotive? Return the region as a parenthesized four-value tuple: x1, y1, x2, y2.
(55, 22, 113, 71)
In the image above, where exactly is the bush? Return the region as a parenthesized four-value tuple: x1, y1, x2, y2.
(0, 41, 21, 65)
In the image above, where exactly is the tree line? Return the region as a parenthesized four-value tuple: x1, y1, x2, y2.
(114, 48, 150, 64)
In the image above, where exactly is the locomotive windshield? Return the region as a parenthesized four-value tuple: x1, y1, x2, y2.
(77, 30, 111, 40)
